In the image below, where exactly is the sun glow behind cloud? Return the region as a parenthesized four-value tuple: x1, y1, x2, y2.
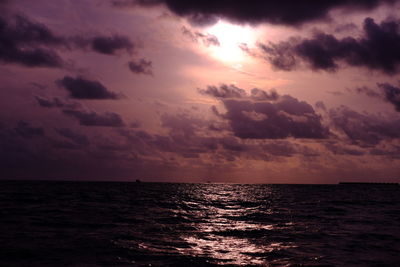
(206, 21, 258, 64)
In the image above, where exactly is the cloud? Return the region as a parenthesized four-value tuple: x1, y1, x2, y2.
(14, 121, 45, 138)
(199, 84, 278, 101)
(90, 35, 133, 55)
(156, 112, 321, 161)
(35, 96, 81, 109)
(258, 40, 298, 71)
(352, 86, 382, 98)
(128, 59, 153, 75)
(0, 15, 64, 67)
(56, 76, 121, 99)
(369, 146, 400, 158)
(201, 84, 328, 139)
(72, 34, 136, 55)
(250, 88, 279, 101)
(161, 113, 206, 138)
(334, 22, 358, 33)
(113, 0, 394, 26)
(378, 83, 400, 111)
(199, 84, 247, 98)
(223, 98, 328, 139)
(62, 109, 125, 127)
(181, 26, 219, 47)
(351, 83, 400, 112)
(0, 13, 139, 69)
(324, 141, 366, 156)
(315, 101, 327, 111)
(55, 128, 90, 146)
(259, 17, 400, 74)
(329, 105, 400, 145)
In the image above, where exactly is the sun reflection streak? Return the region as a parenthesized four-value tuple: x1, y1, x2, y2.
(174, 185, 297, 265)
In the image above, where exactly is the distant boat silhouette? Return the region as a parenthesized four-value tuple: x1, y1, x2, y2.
(135, 179, 142, 183)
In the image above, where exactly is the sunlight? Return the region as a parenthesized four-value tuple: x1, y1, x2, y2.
(206, 21, 257, 64)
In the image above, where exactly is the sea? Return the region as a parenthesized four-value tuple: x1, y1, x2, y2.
(0, 181, 399, 267)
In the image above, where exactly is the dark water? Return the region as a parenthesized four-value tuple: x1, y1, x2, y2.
(1, 182, 400, 266)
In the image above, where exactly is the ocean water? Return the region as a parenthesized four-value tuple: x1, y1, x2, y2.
(1, 181, 399, 267)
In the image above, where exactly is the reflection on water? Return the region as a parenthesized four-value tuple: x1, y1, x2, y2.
(176, 186, 296, 265)
(1, 182, 400, 266)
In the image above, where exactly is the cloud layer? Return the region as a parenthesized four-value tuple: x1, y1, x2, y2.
(0, 15, 64, 67)
(259, 17, 400, 74)
(114, 0, 395, 26)
(57, 76, 121, 99)
(62, 109, 125, 127)
(200, 85, 328, 139)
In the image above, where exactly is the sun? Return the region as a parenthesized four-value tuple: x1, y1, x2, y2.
(206, 21, 257, 64)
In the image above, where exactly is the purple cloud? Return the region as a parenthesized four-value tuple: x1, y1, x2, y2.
(63, 109, 125, 127)
(113, 0, 395, 26)
(201, 84, 328, 139)
(128, 59, 153, 75)
(57, 76, 121, 100)
(259, 17, 400, 74)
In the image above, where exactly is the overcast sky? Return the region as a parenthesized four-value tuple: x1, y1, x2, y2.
(1, 0, 400, 183)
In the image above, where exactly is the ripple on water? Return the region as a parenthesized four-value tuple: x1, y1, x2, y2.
(1, 182, 399, 266)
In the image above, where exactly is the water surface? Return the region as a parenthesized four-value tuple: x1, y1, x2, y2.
(1, 181, 399, 266)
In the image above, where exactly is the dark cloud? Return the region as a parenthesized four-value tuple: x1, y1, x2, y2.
(352, 83, 400, 111)
(35, 96, 81, 109)
(259, 17, 400, 74)
(30, 82, 47, 90)
(258, 40, 298, 71)
(62, 109, 125, 127)
(118, 114, 220, 159)
(113, 0, 394, 26)
(222, 97, 328, 139)
(369, 146, 400, 158)
(90, 35, 133, 55)
(199, 84, 278, 101)
(119, 119, 219, 159)
(2, 15, 61, 45)
(219, 137, 246, 152)
(201, 84, 328, 139)
(57, 76, 120, 99)
(71, 34, 135, 55)
(14, 121, 44, 138)
(0, 113, 321, 180)
(315, 101, 327, 111)
(130, 120, 141, 128)
(128, 59, 153, 75)
(199, 84, 246, 98)
(161, 113, 206, 138)
(334, 22, 358, 33)
(95, 137, 132, 152)
(262, 140, 298, 157)
(378, 83, 400, 111)
(0, 13, 139, 69)
(329, 105, 400, 145)
(157, 112, 320, 160)
(55, 128, 90, 146)
(353, 86, 381, 98)
(250, 88, 279, 101)
(324, 141, 366, 156)
(0, 15, 64, 67)
(0, 122, 151, 180)
(181, 26, 219, 47)
(3, 104, 319, 180)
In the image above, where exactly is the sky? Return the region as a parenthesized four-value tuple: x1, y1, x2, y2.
(1, 0, 400, 183)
